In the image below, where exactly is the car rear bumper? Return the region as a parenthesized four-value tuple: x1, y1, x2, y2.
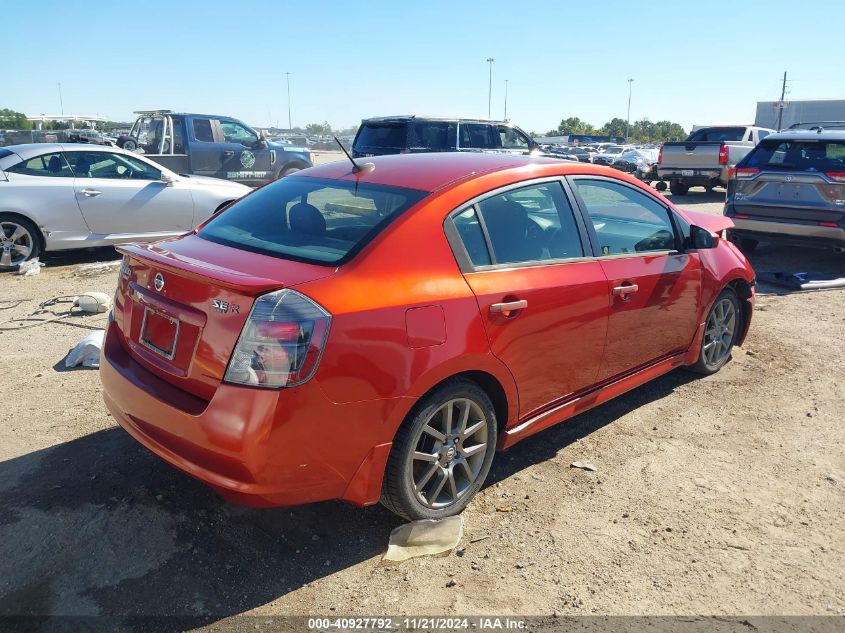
(99, 320, 396, 508)
(657, 167, 725, 184)
(728, 216, 845, 247)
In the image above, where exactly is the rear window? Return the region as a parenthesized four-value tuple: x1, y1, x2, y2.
(198, 177, 428, 265)
(354, 122, 408, 151)
(743, 139, 845, 172)
(687, 127, 746, 142)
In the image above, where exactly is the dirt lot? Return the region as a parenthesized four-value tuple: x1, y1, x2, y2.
(0, 182, 843, 625)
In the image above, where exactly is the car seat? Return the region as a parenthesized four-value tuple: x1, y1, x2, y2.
(73, 156, 91, 177)
(289, 203, 326, 236)
(479, 198, 542, 263)
(47, 156, 63, 175)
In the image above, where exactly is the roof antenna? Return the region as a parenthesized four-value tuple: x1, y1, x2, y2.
(334, 136, 374, 174)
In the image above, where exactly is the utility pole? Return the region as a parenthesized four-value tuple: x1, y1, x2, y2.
(776, 71, 787, 131)
(504, 79, 509, 120)
(625, 78, 634, 142)
(486, 58, 495, 118)
(285, 72, 292, 131)
(57, 82, 64, 116)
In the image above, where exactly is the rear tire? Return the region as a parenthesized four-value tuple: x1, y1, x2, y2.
(727, 231, 758, 254)
(669, 179, 689, 196)
(381, 379, 497, 521)
(0, 214, 41, 272)
(119, 138, 137, 151)
(688, 288, 741, 375)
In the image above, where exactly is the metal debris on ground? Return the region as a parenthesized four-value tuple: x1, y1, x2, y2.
(570, 461, 597, 472)
(383, 515, 464, 562)
(758, 271, 845, 292)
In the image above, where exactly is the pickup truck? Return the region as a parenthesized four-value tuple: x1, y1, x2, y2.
(657, 125, 774, 195)
(116, 111, 312, 186)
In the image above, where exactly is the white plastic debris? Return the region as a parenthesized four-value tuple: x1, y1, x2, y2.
(74, 292, 112, 314)
(65, 330, 105, 369)
(18, 258, 45, 276)
(384, 515, 464, 562)
(570, 461, 597, 472)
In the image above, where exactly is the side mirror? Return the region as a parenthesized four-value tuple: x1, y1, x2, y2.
(254, 138, 268, 149)
(160, 173, 175, 187)
(688, 224, 715, 249)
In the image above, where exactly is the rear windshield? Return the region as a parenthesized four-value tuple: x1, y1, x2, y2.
(354, 122, 407, 151)
(687, 127, 746, 142)
(198, 177, 429, 265)
(742, 139, 845, 172)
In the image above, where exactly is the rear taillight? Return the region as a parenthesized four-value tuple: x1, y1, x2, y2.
(657, 144, 663, 164)
(732, 167, 759, 179)
(718, 144, 729, 166)
(826, 172, 845, 183)
(224, 289, 331, 389)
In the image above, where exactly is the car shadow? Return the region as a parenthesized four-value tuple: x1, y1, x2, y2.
(0, 367, 699, 625)
(40, 247, 122, 269)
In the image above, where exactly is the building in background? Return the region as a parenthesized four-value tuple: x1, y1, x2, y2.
(755, 99, 845, 130)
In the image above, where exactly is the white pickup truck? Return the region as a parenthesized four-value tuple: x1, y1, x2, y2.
(657, 125, 774, 195)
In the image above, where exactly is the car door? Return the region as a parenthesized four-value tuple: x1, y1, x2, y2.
(568, 176, 702, 381)
(215, 118, 273, 184)
(187, 116, 222, 178)
(67, 150, 194, 236)
(446, 179, 610, 419)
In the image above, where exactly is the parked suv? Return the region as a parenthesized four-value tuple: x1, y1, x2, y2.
(724, 129, 845, 252)
(352, 115, 538, 157)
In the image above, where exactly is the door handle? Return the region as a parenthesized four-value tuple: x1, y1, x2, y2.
(81, 189, 102, 197)
(490, 299, 528, 316)
(223, 150, 235, 157)
(612, 284, 639, 299)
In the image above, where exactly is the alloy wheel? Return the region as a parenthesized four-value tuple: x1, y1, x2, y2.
(0, 221, 34, 268)
(702, 297, 737, 369)
(410, 398, 489, 509)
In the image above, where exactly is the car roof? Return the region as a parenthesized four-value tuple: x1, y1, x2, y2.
(361, 115, 510, 125)
(296, 152, 614, 192)
(763, 130, 845, 142)
(1, 143, 131, 161)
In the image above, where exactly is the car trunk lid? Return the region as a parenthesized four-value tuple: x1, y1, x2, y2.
(113, 234, 334, 400)
(732, 171, 845, 224)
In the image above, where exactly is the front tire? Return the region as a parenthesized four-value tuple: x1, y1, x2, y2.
(669, 179, 689, 196)
(0, 215, 41, 271)
(277, 166, 302, 179)
(381, 380, 497, 520)
(688, 288, 741, 375)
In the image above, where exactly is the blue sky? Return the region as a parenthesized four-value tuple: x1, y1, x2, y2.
(3, 0, 843, 133)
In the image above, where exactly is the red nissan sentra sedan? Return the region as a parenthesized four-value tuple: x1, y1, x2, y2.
(100, 152, 755, 520)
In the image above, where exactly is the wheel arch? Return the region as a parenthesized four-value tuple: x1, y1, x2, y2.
(275, 160, 311, 178)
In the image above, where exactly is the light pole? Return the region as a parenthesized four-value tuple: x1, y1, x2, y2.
(57, 82, 64, 116)
(285, 72, 292, 131)
(486, 57, 495, 118)
(625, 78, 634, 142)
(504, 79, 509, 119)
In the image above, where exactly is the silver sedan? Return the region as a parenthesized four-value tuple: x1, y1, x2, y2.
(0, 143, 251, 270)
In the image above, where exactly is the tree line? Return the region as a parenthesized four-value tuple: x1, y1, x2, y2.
(541, 116, 687, 143)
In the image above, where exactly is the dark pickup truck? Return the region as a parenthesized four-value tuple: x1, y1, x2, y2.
(117, 111, 312, 186)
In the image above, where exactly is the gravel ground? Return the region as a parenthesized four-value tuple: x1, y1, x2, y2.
(0, 182, 843, 625)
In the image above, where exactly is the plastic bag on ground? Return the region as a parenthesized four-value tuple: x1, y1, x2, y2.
(65, 330, 105, 369)
(383, 515, 464, 562)
(18, 258, 45, 276)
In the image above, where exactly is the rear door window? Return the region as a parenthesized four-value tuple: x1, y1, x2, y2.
(354, 122, 408, 152)
(193, 118, 215, 143)
(744, 140, 845, 173)
(198, 177, 428, 265)
(687, 127, 746, 142)
(408, 121, 456, 151)
(6, 152, 73, 177)
(460, 123, 499, 149)
(456, 182, 584, 266)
